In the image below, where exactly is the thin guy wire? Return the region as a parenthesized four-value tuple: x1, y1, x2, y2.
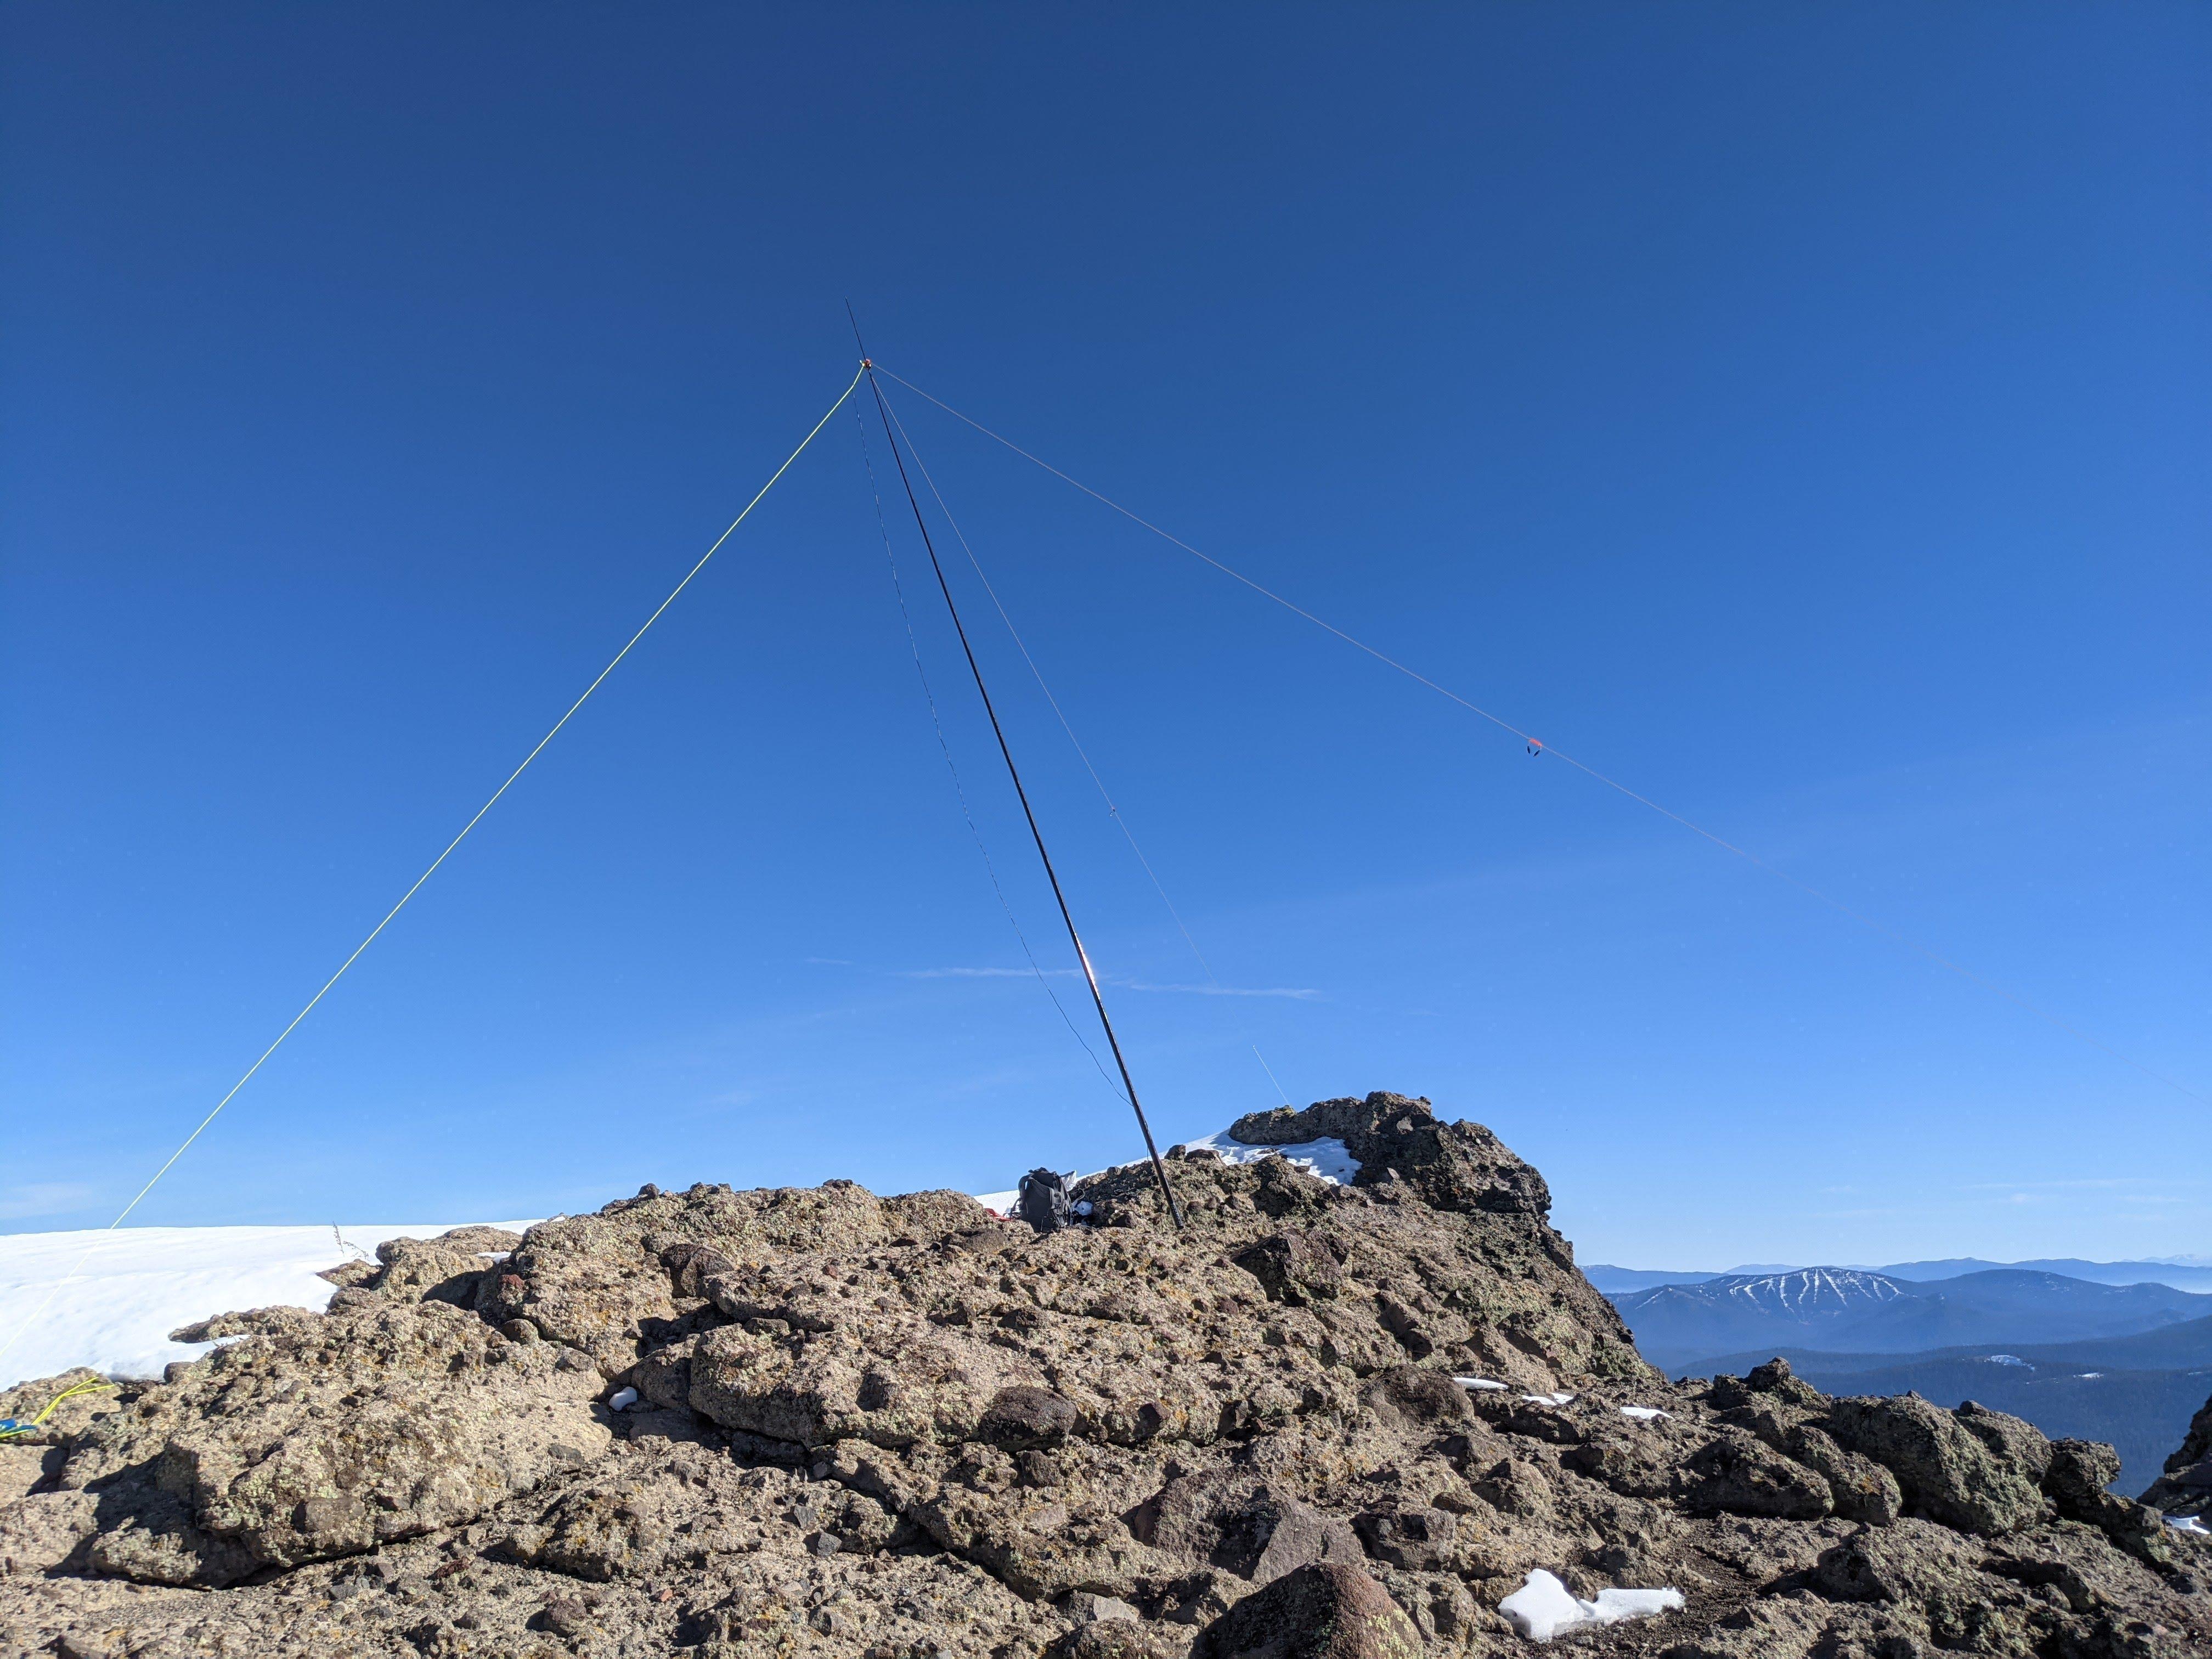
(877, 391, 1221, 981)
(876, 386, 1297, 1109)
(850, 401, 1127, 1104)
(0, 368, 867, 1373)
(876, 366, 2204, 1108)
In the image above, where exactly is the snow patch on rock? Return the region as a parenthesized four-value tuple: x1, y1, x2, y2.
(976, 1122, 1364, 1217)
(1181, 1130, 1359, 1185)
(1498, 1568, 1684, 1642)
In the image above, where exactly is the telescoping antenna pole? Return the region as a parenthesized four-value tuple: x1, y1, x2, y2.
(853, 349, 1186, 1231)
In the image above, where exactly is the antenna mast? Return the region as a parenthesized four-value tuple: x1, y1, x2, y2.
(848, 322, 1185, 1230)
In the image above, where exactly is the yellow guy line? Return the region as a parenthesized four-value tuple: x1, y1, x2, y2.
(0, 365, 866, 1373)
(0, 1378, 117, 1438)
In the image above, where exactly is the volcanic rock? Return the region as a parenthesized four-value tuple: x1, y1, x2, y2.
(1190, 1562, 1421, 1658)
(0, 1091, 2200, 1657)
(2142, 1389, 2212, 1518)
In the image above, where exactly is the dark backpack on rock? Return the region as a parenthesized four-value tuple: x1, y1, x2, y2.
(1017, 1168, 1074, 1234)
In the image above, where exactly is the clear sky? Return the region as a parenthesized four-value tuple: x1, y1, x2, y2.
(3, 5, 2205, 1269)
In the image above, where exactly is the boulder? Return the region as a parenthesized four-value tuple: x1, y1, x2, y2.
(53, 1299, 607, 1584)
(1955, 1399, 2053, 1485)
(1784, 1421, 1900, 1525)
(1813, 1517, 1984, 1606)
(2050, 1435, 2124, 1508)
(1190, 1562, 1424, 1659)
(1679, 1427, 1832, 1520)
(1132, 1470, 1363, 1585)
(1350, 1500, 1459, 1570)
(1228, 1093, 1555, 1221)
(1826, 1392, 2047, 1536)
(1234, 1228, 1345, 1307)
(2142, 1389, 2212, 1516)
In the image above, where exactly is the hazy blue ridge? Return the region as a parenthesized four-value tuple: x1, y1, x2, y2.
(1585, 1259, 2212, 1296)
(1615, 1268, 2212, 1367)
(1584, 1266, 1724, 1294)
(1878, 1259, 2212, 1295)
(1666, 1313, 2212, 1380)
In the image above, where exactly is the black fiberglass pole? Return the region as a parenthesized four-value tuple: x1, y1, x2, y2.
(850, 349, 1184, 1230)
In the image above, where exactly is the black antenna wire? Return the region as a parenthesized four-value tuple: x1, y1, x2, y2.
(847, 323, 1184, 1228)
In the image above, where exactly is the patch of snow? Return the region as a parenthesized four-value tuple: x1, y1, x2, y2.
(1980, 1354, 2029, 1367)
(1620, 1406, 1669, 1421)
(607, 1387, 639, 1412)
(1520, 1391, 1577, 1407)
(0, 1221, 535, 1390)
(1498, 1569, 1684, 1642)
(1178, 1131, 1360, 1186)
(1454, 1376, 1508, 1391)
(2166, 1514, 2208, 1536)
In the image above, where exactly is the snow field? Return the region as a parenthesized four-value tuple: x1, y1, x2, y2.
(0, 1222, 535, 1390)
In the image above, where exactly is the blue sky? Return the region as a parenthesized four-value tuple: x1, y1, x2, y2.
(3, 5, 2205, 1268)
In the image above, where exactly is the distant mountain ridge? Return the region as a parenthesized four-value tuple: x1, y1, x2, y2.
(1612, 1266, 2212, 1371)
(1584, 1256, 2212, 1296)
(1883, 1257, 2212, 1294)
(1667, 1311, 2212, 1381)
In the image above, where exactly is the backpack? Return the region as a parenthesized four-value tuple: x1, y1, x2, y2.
(1016, 1167, 1074, 1233)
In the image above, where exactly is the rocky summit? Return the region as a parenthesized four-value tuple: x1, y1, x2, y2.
(0, 1092, 2204, 1658)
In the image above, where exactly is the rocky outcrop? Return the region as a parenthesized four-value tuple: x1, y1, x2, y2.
(2143, 1390, 2212, 1519)
(0, 1092, 2202, 1658)
(1823, 1392, 2046, 1535)
(46, 1296, 611, 1588)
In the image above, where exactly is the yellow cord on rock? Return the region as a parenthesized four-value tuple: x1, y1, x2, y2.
(0, 1377, 117, 1438)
